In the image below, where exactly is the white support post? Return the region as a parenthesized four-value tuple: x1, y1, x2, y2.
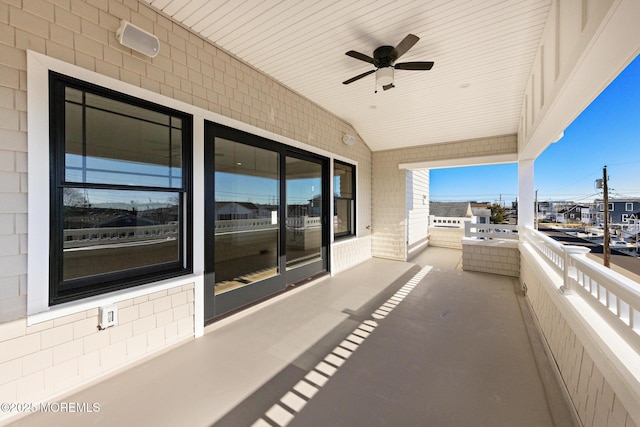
(518, 159, 535, 229)
(561, 245, 591, 294)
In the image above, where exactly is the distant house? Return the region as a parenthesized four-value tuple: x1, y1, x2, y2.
(537, 201, 551, 220)
(470, 204, 491, 224)
(537, 200, 597, 223)
(257, 204, 278, 218)
(215, 201, 259, 220)
(594, 198, 640, 225)
(97, 214, 158, 228)
(429, 202, 473, 228)
(556, 205, 589, 224)
(308, 195, 323, 217)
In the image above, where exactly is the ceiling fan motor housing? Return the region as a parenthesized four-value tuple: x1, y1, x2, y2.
(373, 45, 396, 67)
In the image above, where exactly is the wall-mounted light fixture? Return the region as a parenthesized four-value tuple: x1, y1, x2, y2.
(116, 20, 160, 57)
(342, 134, 356, 146)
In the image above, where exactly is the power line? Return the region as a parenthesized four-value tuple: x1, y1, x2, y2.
(607, 159, 640, 167)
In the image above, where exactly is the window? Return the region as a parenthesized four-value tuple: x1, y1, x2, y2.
(626, 203, 633, 211)
(49, 73, 192, 304)
(609, 203, 614, 211)
(333, 161, 355, 238)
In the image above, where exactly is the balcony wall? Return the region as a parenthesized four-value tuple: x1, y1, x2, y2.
(520, 229, 640, 427)
(462, 238, 519, 277)
(429, 227, 465, 250)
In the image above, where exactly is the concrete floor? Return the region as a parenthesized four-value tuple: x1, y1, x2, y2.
(7, 247, 578, 427)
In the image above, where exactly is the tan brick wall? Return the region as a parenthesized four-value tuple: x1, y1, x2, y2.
(462, 241, 520, 277)
(428, 227, 465, 250)
(372, 135, 516, 260)
(0, 284, 194, 420)
(0, 0, 29, 320)
(332, 235, 372, 274)
(521, 255, 636, 427)
(371, 153, 407, 260)
(0, 0, 372, 322)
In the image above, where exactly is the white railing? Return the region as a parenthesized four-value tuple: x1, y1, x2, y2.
(522, 226, 640, 353)
(522, 226, 567, 272)
(64, 224, 178, 249)
(622, 220, 640, 239)
(286, 216, 322, 229)
(213, 216, 321, 234)
(464, 222, 519, 240)
(214, 218, 275, 232)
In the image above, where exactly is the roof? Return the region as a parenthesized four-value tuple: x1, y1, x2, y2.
(215, 201, 260, 210)
(594, 198, 640, 203)
(471, 207, 491, 217)
(558, 205, 589, 214)
(430, 202, 472, 218)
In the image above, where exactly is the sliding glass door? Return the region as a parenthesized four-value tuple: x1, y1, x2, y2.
(286, 155, 323, 270)
(213, 139, 280, 293)
(204, 123, 328, 321)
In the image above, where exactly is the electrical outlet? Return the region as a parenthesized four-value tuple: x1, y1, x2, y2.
(99, 305, 118, 330)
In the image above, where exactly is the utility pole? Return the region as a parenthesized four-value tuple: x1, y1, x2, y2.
(603, 166, 610, 268)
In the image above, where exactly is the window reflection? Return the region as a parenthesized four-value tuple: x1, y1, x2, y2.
(214, 138, 280, 294)
(286, 156, 323, 270)
(334, 161, 355, 237)
(62, 189, 180, 281)
(64, 88, 182, 188)
(51, 76, 190, 304)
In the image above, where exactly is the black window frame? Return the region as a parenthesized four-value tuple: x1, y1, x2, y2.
(333, 160, 356, 239)
(49, 72, 193, 305)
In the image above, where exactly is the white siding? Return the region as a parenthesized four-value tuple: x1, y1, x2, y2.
(406, 170, 429, 254)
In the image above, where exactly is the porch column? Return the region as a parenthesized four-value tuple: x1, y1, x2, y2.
(518, 159, 535, 228)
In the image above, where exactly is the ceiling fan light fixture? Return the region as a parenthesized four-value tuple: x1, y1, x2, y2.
(376, 68, 394, 86)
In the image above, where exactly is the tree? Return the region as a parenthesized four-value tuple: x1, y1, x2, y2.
(490, 203, 508, 224)
(63, 188, 87, 207)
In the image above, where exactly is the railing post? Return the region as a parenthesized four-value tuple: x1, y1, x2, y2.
(561, 245, 591, 294)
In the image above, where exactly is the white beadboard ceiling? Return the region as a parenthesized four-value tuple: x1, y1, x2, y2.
(143, 0, 552, 151)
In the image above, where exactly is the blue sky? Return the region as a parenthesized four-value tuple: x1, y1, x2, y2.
(430, 53, 640, 204)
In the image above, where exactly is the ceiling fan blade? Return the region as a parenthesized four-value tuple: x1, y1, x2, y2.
(391, 34, 419, 60)
(342, 69, 376, 85)
(383, 83, 395, 91)
(345, 50, 374, 64)
(394, 61, 434, 70)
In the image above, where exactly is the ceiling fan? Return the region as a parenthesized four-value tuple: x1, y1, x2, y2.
(342, 34, 434, 91)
